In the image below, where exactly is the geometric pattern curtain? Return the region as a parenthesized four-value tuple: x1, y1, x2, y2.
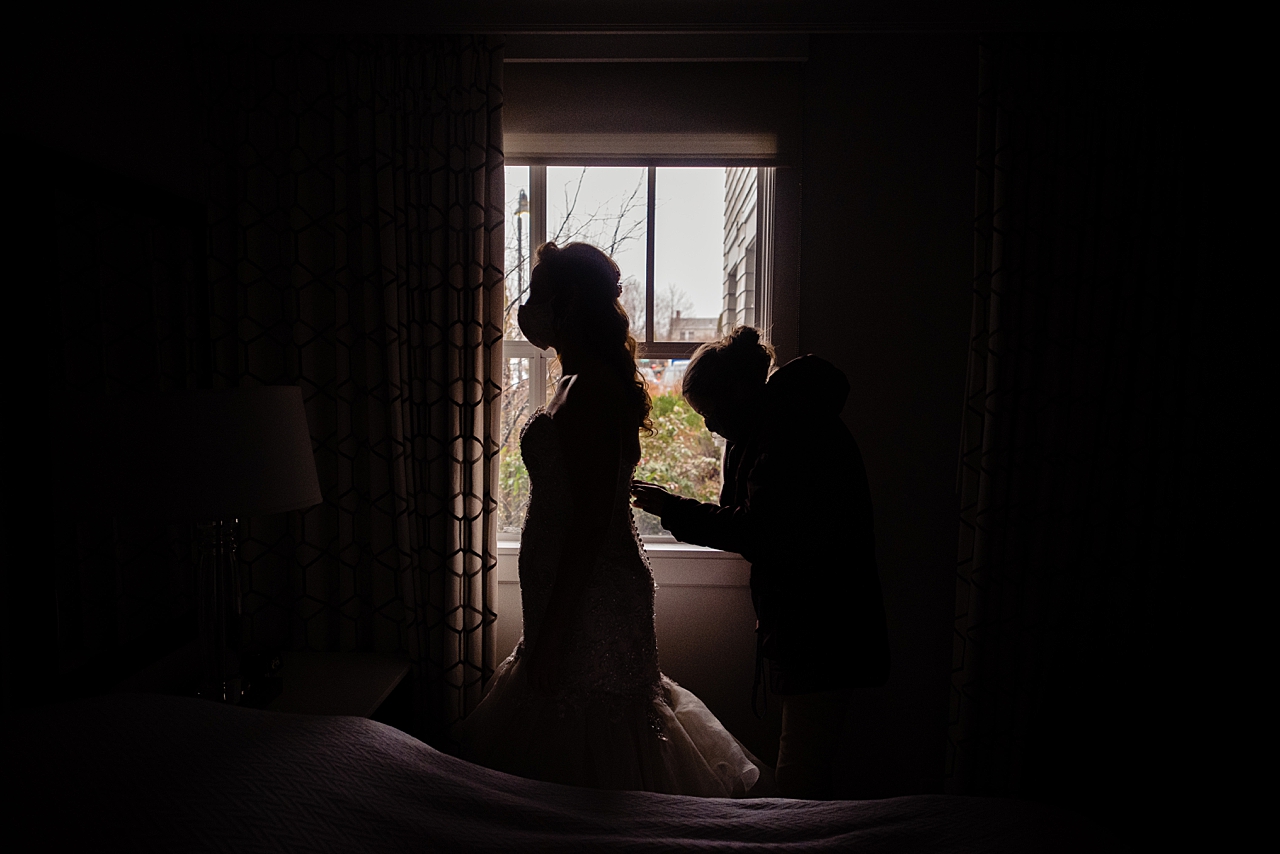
(948, 33, 1204, 836)
(200, 35, 504, 737)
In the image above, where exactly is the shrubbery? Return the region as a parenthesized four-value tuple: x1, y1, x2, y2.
(498, 391, 722, 537)
(633, 393, 722, 535)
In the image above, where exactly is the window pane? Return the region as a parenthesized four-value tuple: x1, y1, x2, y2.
(547, 166, 648, 339)
(499, 351, 560, 537)
(654, 167, 728, 343)
(503, 352, 721, 540)
(544, 357, 562, 408)
(633, 359, 723, 537)
(504, 166, 532, 341)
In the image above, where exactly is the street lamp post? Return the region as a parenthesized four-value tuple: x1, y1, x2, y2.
(516, 188, 530, 302)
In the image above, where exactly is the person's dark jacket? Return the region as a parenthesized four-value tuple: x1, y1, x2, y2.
(659, 355, 889, 696)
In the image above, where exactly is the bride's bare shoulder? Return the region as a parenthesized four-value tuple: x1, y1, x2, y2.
(545, 374, 576, 417)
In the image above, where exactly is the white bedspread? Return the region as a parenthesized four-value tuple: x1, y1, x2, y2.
(5, 694, 1122, 852)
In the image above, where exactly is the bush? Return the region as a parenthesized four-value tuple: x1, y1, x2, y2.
(633, 393, 722, 536)
(499, 391, 721, 539)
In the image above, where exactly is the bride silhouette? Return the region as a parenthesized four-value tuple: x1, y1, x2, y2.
(454, 242, 770, 797)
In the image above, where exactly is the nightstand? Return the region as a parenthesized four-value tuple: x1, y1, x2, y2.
(264, 650, 412, 722)
(114, 645, 413, 730)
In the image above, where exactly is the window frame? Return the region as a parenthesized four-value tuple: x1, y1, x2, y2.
(507, 163, 757, 363)
(501, 159, 780, 544)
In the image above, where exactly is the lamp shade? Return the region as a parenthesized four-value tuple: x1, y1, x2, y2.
(101, 386, 323, 522)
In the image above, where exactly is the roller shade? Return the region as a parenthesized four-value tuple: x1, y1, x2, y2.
(504, 132, 778, 164)
(504, 61, 803, 165)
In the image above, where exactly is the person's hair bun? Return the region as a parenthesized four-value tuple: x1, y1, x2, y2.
(682, 326, 774, 403)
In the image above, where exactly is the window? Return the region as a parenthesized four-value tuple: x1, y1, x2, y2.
(500, 164, 766, 539)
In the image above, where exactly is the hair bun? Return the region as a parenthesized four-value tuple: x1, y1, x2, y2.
(730, 326, 760, 347)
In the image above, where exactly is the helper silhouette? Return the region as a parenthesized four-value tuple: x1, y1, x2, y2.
(631, 326, 889, 800)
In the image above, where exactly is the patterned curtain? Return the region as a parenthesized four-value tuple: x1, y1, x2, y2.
(200, 36, 504, 736)
(948, 34, 1206, 832)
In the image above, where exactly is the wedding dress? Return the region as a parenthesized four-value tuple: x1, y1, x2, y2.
(454, 409, 769, 797)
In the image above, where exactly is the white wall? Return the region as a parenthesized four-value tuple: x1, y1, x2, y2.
(495, 543, 783, 763)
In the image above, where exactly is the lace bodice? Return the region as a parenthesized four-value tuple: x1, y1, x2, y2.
(518, 410, 660, 704)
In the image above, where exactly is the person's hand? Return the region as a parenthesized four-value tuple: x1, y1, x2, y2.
(630, 480, 673, 516)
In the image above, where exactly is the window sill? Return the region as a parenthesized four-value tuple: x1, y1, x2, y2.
(495, 539, 749, 587)
(497, 538, 737, 558)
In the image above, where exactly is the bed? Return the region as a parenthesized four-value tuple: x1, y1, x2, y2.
(5, 693, 1123, 852)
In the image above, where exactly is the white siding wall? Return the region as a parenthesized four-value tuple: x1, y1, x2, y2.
(721, 167, 758, 333)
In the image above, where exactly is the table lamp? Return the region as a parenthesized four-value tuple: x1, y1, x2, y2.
(102, 386, 322, 702)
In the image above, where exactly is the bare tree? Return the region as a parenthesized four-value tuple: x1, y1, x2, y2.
(505, 169, 649, 339)
(655, 282, 695, 341)
(618, 276, 646, 336)
(620, 278, 694, 342)
(549, 169, 647, 256)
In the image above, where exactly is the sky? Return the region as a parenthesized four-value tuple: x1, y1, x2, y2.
(655, 167, 725, 319)
(506, 165, 725, 320)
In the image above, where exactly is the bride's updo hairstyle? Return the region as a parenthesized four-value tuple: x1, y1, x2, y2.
(530, 241, 653, 433)
(681, 326, 775, 406)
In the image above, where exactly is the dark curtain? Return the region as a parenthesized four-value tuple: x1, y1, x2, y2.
(199, 36, 505, 736)
(35, 164, 210, 705)
(947, 33, 1210, 837)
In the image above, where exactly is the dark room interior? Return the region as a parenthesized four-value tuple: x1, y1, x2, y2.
(2, 2, 1250, 851)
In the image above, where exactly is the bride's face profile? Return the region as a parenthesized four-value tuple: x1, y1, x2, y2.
(517, 295, 556, 350)
(518, 266, 561, 350)
(522, 245, 642, 407)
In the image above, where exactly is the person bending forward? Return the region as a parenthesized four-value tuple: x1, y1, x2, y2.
(632, 327, 889, 800)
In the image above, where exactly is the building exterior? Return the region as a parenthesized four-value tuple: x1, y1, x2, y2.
(669, 310, 719, 342)
(642, 166, 760, 348)
(720, 167, 758, 334)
